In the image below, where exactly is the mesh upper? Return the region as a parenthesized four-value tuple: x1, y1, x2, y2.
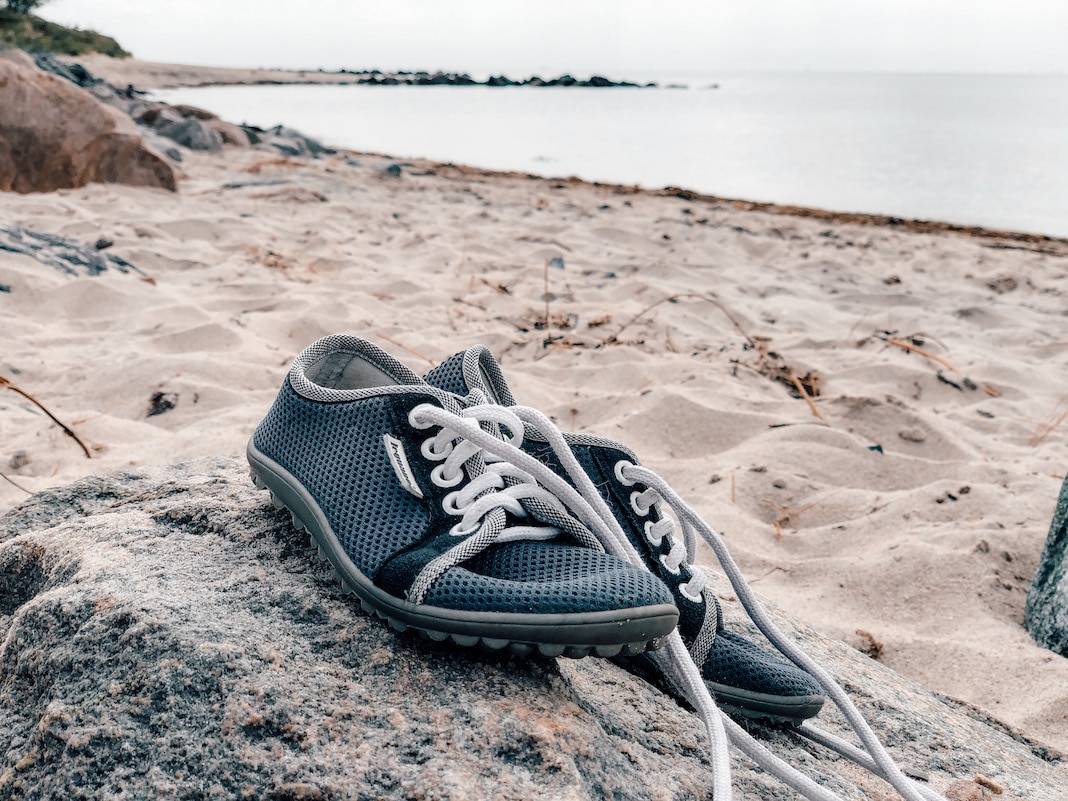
(423, 351, 470, 397)
(423, 542, 673, 613)
(254, 342, 676, 615)
(254, 381, 430, 577)
(703, 630, 823, 697)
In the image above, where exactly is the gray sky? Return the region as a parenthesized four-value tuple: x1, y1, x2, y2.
(45, 0, 1068, 74)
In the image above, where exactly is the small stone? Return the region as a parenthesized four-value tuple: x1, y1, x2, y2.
(9, 451, 28, 471)
(93, 237, 114, 250)
(898, 428, 926, 443)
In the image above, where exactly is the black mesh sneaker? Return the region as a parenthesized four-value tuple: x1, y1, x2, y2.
(424, 346, 826, 723)
(247, 335, 679, 658)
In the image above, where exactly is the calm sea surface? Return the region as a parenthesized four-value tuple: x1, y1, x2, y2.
(158, 72, 1068, 237)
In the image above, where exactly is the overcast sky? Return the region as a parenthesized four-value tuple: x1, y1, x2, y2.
(44, 0, 1068, 75)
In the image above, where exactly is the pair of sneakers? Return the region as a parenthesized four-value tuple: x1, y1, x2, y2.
(248, 334, 823, 723)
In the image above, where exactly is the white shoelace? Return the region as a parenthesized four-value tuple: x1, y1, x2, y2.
(414, 402, 946, 801)
(405, 402, 602, 603)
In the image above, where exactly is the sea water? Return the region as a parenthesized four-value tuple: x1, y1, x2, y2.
(157, 72, 1068, 237)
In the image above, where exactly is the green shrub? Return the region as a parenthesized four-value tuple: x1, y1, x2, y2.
(0, 10, 129, 57)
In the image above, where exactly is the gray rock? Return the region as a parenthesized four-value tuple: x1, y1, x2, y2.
(263, 136, 305, 157)
(267, 125, 327, 155)
(153, 115, 225, 152)
(31, 53, 98, 88)
(0, 225, 144, 278)
(0, 459, 1065, 800)
(140, 131, 184, 163)
(0, 51, 177, 194)
(1027, 476, 1068, 656)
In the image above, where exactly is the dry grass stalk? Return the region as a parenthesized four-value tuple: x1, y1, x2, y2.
(244, 158, 300, 174)
(0, 471, 32, 495)
(599, 292, 755, 348)
(767, 492, 837, 540)
(1029, 400, 1068, 447)
(375, 333, 437, 367)
(879, 334, 1000, 397)
(0, 376, 91, 459)
(543, 258, 553, 345)
(789, 372, 823, 419)
(883, 336, 963, 374)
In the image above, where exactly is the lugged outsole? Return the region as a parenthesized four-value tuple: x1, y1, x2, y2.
(250, 467, 668, 660)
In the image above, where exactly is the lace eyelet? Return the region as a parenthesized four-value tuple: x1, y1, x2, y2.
(421, 437, 452, 462)
(408, 406, 436, 430)
(614, 459, 637, 487)
(449, 520, 481, 537)
(430, 463, 463, 488)
(441, 491, 464, 516)
(644, 520, 663, 547)
(679, 580, 703, 603)
(659, 553, 681, 576)
(630, 491, 650, 517)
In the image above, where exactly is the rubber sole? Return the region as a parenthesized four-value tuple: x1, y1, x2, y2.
(615, 652, 825, 725)
(247, 439, 677, 659)
(706, 681, 825, 725)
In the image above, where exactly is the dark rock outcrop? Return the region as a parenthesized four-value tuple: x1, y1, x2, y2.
(1027, 476, 1068, 656)
(357, 71, 649, 88)
(240, 124, 328, 158)
(0, 50, 176, 193)
(0, 225, 145, 278)
(0, 459, 1063, 799)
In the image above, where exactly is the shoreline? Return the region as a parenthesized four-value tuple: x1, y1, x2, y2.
(62, 55, 1068, 248)
(349, 153, 1068, 255)
(58, 54, 657, 91)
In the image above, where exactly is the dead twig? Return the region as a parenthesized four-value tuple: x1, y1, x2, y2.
(750, 565, 791, 583)
(877, 334, 999, 397)
(767, 491, 839, 540)
(0, 471, 32, 495)
(0, 376, 91, 459)
(882, 336, 963, 374)
(789, 372, 823, 419)
(599, 292, 755, 348)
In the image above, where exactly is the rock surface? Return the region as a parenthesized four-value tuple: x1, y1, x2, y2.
(1027, 476, 1068, 656)
(0, 459, 1065, 800)
(0, 50, 176, 193)
(0, 225, 145, 278)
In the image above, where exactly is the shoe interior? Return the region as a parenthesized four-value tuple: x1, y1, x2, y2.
(306, 350, 400, 390)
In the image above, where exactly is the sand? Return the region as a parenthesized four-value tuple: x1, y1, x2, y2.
(2, 134, 1067, 762)
(66, 53, 383, 89)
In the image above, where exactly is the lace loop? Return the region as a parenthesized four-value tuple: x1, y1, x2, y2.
(404, 402, 594, 604)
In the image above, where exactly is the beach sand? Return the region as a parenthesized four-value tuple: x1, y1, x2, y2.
(2, 138, 1067, 761)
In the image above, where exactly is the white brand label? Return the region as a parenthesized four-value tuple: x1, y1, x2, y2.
(383, 434, 423, 498)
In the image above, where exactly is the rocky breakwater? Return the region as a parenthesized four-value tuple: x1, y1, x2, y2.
(0, 458, 1064, 799)
(0, 49, 175, 193)
(1027, 476, 1068, 657)
(353, 71, 653, 88)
